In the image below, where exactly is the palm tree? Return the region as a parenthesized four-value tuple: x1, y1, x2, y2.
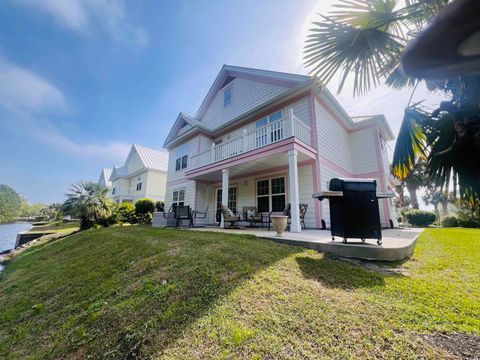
(403, 161, 426, 209)
(62, 182, 112, 230)
(304, 0, 480, 200)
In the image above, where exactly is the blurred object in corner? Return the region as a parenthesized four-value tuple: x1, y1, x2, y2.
(402, 0, 480, 79)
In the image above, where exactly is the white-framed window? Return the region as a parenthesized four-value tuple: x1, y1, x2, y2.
(172, 189, 185, 206)
(256, 176, 286, 212)
(223, 87, 232, 107)
(175, 144, 189, 171)
(216, 186, 237, 213)
(255, 110, 283, 147)
(136, 182, 142, 191)
(112, 187, 116, 195)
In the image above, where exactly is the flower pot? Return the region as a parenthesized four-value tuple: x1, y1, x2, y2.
(271, 215, 288, 236)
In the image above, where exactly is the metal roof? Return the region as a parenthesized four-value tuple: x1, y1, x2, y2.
(98, 168, 112, 187)
(132, 144, 168, 172)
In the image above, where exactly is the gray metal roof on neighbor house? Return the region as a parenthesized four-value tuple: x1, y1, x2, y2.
(98, 168, 112, 187)
(132, 144, 168, 172)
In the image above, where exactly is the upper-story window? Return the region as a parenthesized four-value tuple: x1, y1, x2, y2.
(256, 110, 282, 128)
(112, 187, 116, 195)
(223, 87, 232, 107)
(175, 144, 189, 171)
(136, 182, 142, 191)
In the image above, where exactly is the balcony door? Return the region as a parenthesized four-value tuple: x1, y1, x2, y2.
(255, 111, 283, 147)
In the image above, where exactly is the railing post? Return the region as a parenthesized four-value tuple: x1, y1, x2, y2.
(211, 143, 215, 163)
(242, 129, 247, 152)
(289, 107, 295, 138)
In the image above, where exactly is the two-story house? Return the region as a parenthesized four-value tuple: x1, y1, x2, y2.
(163, 65, 396, 231)
(105, 144, 168, 203)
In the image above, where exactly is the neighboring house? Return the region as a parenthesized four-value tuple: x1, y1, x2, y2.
(108, 144, 168, 203)
(98, 168, 112, 190)
(163, 65, 396, 231)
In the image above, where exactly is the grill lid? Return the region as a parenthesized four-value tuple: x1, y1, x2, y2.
(329, 178, 377, 192)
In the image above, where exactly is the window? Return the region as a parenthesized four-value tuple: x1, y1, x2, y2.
(223, 87, 232, 106)
(256, 176, 286, 212)
(112, 187, 116, 195)
(172, 189, 185, 206)
(216, 187, 237, 213)
(175, 144, 189, 171)
(136, 182, 142, 191)
(255, 110, 283, 147)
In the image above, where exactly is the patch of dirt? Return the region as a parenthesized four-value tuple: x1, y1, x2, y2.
(335, 256, 410, 276)
(419, 332, 480, 359)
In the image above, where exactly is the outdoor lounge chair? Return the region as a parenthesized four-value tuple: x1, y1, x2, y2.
(242, 206, 266, 228)
(221, 205, 241, 228)
(192, 206, 209, 227)
(175, 205, 193, 228)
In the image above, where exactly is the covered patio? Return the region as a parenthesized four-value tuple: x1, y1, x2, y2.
(186, 227, 423, 262)
(186, 137, 319, 232)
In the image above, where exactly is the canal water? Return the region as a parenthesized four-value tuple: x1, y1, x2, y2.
(0, 222, 32, 253)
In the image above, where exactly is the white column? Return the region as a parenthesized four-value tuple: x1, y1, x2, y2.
(288, 149, 301, 233)
(221, 168, 229, 228)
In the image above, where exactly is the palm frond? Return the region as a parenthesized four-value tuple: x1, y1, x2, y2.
(392, 105, 429, 179)
(385, 62, 417, 89)
(304, 15, 404, 95)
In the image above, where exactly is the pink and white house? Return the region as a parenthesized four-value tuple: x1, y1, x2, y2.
(163, 65, 396, 232)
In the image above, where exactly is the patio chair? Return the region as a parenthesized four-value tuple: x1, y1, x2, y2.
(175, 205, 193, 228)
(192, 206, 209, 227)
(162, 204, 177, 227)
(221, 205, 241, 228)
(242, 206, 266, 228)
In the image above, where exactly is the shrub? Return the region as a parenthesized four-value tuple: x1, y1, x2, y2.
(135, 198, 155, 224)
(97, 213, 118, 227)
(155, 201, 165, 212)
(117, 202, 137, 224)
(404, 209, 437, 227)
(455, 201, 480, 228)
(441, 216, 458, 228)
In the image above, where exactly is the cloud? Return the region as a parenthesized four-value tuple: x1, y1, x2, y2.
(0, 58, 67, 114)
(16, 0, 148, 47)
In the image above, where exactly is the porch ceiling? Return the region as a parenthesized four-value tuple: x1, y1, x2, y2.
(187, 151, 313, 183)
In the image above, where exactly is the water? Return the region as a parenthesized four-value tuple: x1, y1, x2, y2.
(0, 222, 32, 253)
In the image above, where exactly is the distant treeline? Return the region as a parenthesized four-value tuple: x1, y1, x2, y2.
(0, 184, 50, 223)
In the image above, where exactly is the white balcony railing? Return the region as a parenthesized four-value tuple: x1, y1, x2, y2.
(190, 109, 311, 170)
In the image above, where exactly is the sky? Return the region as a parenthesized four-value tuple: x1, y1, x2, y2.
(0, 0, 445, 205)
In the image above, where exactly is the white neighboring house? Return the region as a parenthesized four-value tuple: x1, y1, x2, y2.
(163, 65, 397, 231)
(98, 168, 112, 190)
(108, 144, 168, 203)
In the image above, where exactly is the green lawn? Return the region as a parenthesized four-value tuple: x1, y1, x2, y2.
(0, 227, 479, 359)
(28, 221, 80, 234)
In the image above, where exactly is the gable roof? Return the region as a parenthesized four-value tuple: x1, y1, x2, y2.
(132, 144, 169, 171)
(98, 168, 112, 187)
(351, 115, 395, 141)
(163, 112, 209, 148)
(195, 65, 310, 120)
(110, 144, 168, 180)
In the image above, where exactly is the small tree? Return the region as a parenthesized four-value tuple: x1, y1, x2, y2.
(117, 202, 137, 224)
(61, 182, 111, 230)
(155, 201, 165, 212)
(135, 198, 155, 223)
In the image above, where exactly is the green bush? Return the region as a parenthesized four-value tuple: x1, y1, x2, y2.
(117, 202, 137, 224)
(135, 198, 155, 224)
(155, 201, 165, 212)
(441, 216, 458, 228)
(455, 201, 480, 228)
(404, 209, 437, 227)
(97, 213, 118, 227)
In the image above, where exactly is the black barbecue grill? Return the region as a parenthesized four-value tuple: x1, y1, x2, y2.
(313, 178, 393, 245)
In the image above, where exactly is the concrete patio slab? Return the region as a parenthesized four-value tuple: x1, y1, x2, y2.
(188, 227, 423, 262)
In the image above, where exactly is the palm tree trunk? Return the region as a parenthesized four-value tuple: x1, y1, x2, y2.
(441, 199, 449, 217)
(406, 184, 419, 209)
(433, 204, 440, 219)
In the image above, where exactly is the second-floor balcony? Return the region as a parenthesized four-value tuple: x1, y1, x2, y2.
(190, 110, 311, 170)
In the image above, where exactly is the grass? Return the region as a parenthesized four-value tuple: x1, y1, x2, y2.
(28, 221, 80, 234)
(0, 227, 478, 359)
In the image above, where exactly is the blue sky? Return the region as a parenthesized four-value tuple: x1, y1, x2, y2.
(0, 0, 444, 204)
